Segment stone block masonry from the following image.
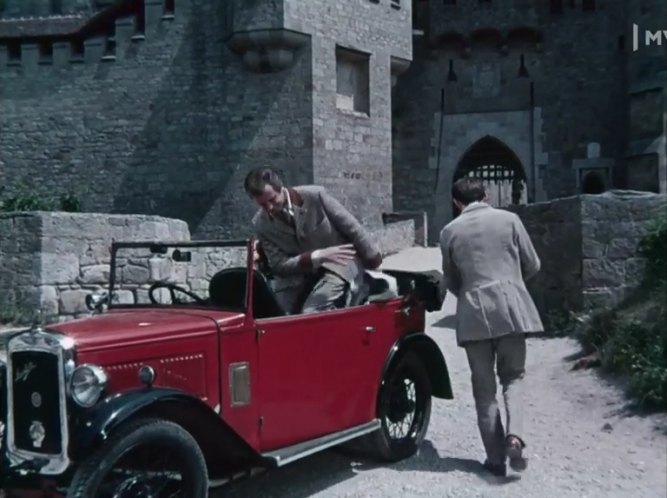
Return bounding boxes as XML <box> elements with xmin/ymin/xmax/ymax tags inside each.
<box><xmin>0</xmin><ymin>0</ymin><xmax>413</xmax><ymax>242</ymax></box>
<box><xmin>0</xmin><ymin>212</ymin><xmax>190</xmax><ymax>323</ymax></box>
<box><xmin>0</xmin><ymin>1</ymin><xmax>315</xmax><ymax>241</ymax></box>
<box><xmin>0</xmin><ymin>211</ymin><xmax>417</xmax><ymax>324</ymax></box>
<box><xmin>508</xmin><ymin>191</ymin><xmax>667</xmax><ymax>316</ymax></box>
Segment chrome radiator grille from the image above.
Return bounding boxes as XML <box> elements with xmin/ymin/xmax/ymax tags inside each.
<box><xmin>6</xmin><ymin>330</ymin><xmax>73</xmax><ymax>475</ymax></box>
<box><xmin>11</xmin><ymin>350</ymin><xmax>62</xmax><ymax>454</ymax></box>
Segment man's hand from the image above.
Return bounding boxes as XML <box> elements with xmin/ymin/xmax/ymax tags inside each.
<box><xmin>312</xmin><ymin>244</ymin><xmax>357</xmax><ymax>266</ymax></box>
<box><xmin>252</xmin><ymin>240</ymin><xmax>261</xmax><ymax>268</ymax></box>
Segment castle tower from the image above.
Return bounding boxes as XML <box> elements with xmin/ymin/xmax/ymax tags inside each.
<box><xmin>623</xmin><ymin>1</ymin><xmax>667</xmax><ymax>193</ymax></box>
<box><xmin>224</xmin><ymin>0</ymin><xmax>413</xmax><ymax>227</ymax></box>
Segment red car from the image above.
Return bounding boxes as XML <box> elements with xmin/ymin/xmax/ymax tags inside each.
<box><xmin>1</xmin><ymin>239</ymin><xmax>453</xmax><ymax>497</ymax></box>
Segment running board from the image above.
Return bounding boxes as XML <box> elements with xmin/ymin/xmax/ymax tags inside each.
<box><xmin>261</xmin><ymin>419</ymin><xmax>381</xmax><ymax>467</ymax></box>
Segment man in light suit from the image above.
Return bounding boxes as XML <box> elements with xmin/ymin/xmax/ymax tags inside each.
<box><xmin>439</xmin><ymin>177</ymin><xmax>544</xmax><ymax>477</ymax></box>
<box><xmin>244</xmin><ymin>167</ymin><xmax>383</xmax><ymax>314</ymax></box>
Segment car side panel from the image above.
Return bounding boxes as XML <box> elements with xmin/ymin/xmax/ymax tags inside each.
<box><xmin>219</xmin><ymin>325</ymin><xmax>261</xmax><ymax>451</ymax></box>
<box><xmin>255</xmin><ymin>299</ymin><xmax>409</xmax><ymax>452</ymax></box>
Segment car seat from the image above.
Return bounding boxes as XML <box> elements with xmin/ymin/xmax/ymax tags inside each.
<box><xmin>208</xmin><ymin>268</ymin><xmax>287</xmax><ymax>319</ymax></box>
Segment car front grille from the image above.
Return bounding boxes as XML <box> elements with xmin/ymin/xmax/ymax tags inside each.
<box><xmin>11</xmin><ymin>351</ymin><xmax>63</xmax><ymax>454</ymax></box>
<box><xmin>6</xmin><ymin>330</ymin><xmax>73</xmax><ymax>475</ymax></box>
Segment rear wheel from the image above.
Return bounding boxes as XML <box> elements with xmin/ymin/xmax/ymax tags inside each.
<box><xmin>67</xmin><ymin>418</ymin><xmax>208</xmax><ymax>498</ymax></box>
<box><xmin>363</xmin><ymin>351</ymin><xmax>432</xmax><ymax>462</ymax></box>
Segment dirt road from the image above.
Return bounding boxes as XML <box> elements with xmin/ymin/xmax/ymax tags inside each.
<box><xmin>215</xmin><ymin>248</ymin><xmax>667</xmax><ymax>498</ymax></box>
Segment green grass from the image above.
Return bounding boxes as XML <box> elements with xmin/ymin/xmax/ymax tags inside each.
<box><xmin>571</xmin><ymin>217</ymin><xmax>667</xmax><ymax>410</ymax></box>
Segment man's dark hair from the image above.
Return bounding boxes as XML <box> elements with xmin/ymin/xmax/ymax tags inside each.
<box><xmin>244</xmin><ymin>168</ymin><xmax>284</xmax><ymax>196</ymax></box>
<box><xmin>451</xmin><ymin>177</ymin><xmax>486</xmax><ymax>205</ymax></box>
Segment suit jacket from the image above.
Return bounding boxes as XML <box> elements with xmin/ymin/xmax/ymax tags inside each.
<box><xmin>439</xmin><ymin>202</ymin><xmax>544</xmax><ymax>346</ymax></box>
<box><xmin>252</xmin><ymin>185</ymin><xmax>383</xmax><ymax>313</ymax></box>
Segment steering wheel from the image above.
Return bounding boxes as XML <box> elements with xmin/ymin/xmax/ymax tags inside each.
<box><xmin>148</xmin><ymin>282</ymin><xmax>206</xmax><ymax>305</ymax></box>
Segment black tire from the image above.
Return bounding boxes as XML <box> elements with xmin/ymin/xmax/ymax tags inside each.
<box><xmin>67</xmin><ymin>418</ymin><xmax>208</xmax><ymax>498</ymax></box>
<box><xmin>364</xmin><ymin>351</ymin><xmax>432</xmax><ymax>462</ymax></box>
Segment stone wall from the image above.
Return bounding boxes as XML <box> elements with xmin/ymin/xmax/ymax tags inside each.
<box><xmin>507</xmin><ymin>196</ymin><xmax>583</xmax><ymax>314</ymax></box>
<box><xmin>579</xmin><ymin>191</ymin><xmax>666</xmax><ymax>308</ymax></box>
<box><xmin>0</xmin><ymin>1</ymin><xmax>314</xmax><ymax>240</ymax></box>
<box><xmin>624</xmin><ymin>0</ymin><xmax>667</xmax><ymax>194</ymax></box>
<box><xmin>0</xmin><ymin>213</ymin><xmax>43</xmax><ymax>324</ymax></box>
<box><xmin>0</xmin><ymin>211</ymin><xmax>418</xmax><ymax>324</ymax></box>
<box><xmin>508</xmin><ymin>191</ymin><xmax>667</xmax><ymax>315</ymax></box>
<box><xmin>371</xmin><ymin>218</ymin><xmax>416</xmax><ymax>259</ymax></box>
<box><xmin>0</xmin><ymin>212</ymin><xmax>191</xmax><ymax>323</ymax></box>
<box><xmin>284</xmin><ymin>0</ymin><xmax>412</xmax><ymax>226</ymax></box>
<box><xmin>0</xmin><ymin>0</ymin><xmax>413</xmax><ymax>241</ymax></box>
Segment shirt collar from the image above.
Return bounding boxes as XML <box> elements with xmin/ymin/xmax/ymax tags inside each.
<box><xmin>461</xmin><ymin>201</ymin><xmax>490</xmax><ymax>213</ymax></box>
<box><xmin>283</xmin><ymin>188</ymin><xmax>294</xmax><ymax>217</ymax></box>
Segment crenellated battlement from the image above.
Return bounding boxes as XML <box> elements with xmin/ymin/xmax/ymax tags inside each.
<box><xmin>0</xmin><ymin>0</ymin><xmax>179</xmax><ymax>71</ymax></box>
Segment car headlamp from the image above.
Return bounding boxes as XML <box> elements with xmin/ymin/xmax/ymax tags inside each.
<box><xmin>70</xmin><ymin>365</ymin><xmax>108</xmax><ymax>408</ymax></box>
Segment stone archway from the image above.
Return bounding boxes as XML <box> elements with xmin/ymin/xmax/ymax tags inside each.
<box><xmin>452</xmin><ymin>136</ymin><xmax>527</xmax><ymax>217</ymax></box>
<box><xmin>429</xmin><ymin>109</ymin><xmax>547</xmax><ymax>244</ymax></box>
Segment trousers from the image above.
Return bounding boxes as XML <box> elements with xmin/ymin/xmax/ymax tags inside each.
<box><xmin>301</xmin><ymin>271</ymin><xmax>348</xmax><ymax>313</ymax></box>
<box><xmin>464</xmin><ymin>333</ymin><xmax>526</xmax><ymax>465</ymax></box>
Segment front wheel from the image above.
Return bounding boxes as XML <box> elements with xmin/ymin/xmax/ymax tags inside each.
<box><xmin>365</xmin><ymin>351</ymin><xmax>432</xmax><ymax>462</ymax></box>
<box><xmin>67</xmin><ymin>418</ymin><xmax>208</xmax><ymax>498</ymax></box>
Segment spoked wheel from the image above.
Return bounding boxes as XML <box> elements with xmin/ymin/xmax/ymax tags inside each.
<box><xmin>67</xmin><ymin>419</ymin><xmax>208</xmax><ymax>498</ymax></box>
<box><xmin>365</xmin><ymin>352</ymin><xmax>432</xmax><ymax>462</ymax></box>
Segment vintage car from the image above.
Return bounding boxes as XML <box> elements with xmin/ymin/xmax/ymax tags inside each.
<box><xmin>0</xmin><ymin>239</ymin><xmax>452</xmax><ymax>497</ymax></box>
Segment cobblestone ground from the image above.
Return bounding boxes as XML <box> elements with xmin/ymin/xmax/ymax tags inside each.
<box><xmin>215</xmin><ymin>248</ymin><xmax>667</xmax><ymax>498</ymax></box>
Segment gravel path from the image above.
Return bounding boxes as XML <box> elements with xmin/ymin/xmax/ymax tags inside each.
<box><xmin>215</xmin><ymin>248</ymin><xmax>667</xmax><ymax>498</ymax></box>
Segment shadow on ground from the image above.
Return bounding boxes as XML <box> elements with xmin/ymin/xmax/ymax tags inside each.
<box><xmin>216</xmin><ymin>440</ymin><xmax>520</xmax><ymax>497</ymax></box>
<box><xmin>431</xmin><ymin>314</ymin><xmax>457</xmax><ymax>329</ymax></box>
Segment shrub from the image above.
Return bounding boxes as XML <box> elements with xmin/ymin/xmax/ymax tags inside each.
<box><xmin>0</xmin><ymin>193</ymin><xmax>51</xmax><ymax>212</ymax></box>
<box><xmin>638</xmin><ymin>217</ymin><xmax>667</xmax><ymax>290</ymax></box>
<box><xmin>0</xmin><ymin>190</ymin><xmax>82</xmax><ymax>213</ymax></box>
<box><xmin>575</xmin><ymin>216</ymin><xmax>667</xmax><ymax>409</ymax></box>
<box><xmin>59</xmin><ymin>193</ymin><xmax>82</xmax><ymax>212</ymax></box>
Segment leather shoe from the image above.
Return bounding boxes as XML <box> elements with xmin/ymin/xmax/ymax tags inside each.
<box><xmin>482</xmin><ymin>460</ymin><xmax>507</xmax><ymax>477</ymax></box>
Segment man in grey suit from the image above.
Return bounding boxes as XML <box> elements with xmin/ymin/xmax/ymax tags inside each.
<box><xmin>244</xmin><ymin>167</ymin><xmax>383</xmax><ymax>314</ymax></box>
<box><xmin>439</xmin><ymin>177</ymin><xmax>544</xmax><ymax>477</ymax></box>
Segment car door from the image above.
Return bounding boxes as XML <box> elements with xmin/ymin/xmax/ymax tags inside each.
<box><xmin>256</xmin><ymin>304</ymin><xmax>388</xmax><ymax>452</ymax></box>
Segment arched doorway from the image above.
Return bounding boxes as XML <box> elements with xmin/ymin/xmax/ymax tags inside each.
<box><xmin>452</xmin><ymin>136</ymin><xmax>527</xmax><ymax>217</ymax></box>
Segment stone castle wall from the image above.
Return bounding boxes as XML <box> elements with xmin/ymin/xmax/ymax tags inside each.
<box><xmin>0</xmin><ymin>0</ymin><xmax>413</xmax><ymax>240</ymax></box>
<box><xmin>508</xmin><ymin>191</ymin><xmax>667</xmax><ymax>315</ymax></box>
<box><xmin>392</xmin><ymin>0</ymin><xmax>667</xmax><ymax>243</ymax></box>
<box><xmin>624</xmin><ymin>0</ymin><xmax>667</xmax><ymax>194</ymax></box>
<box><xmin>0</xmin><ymin>1</ymin><xmax>315</xmax><ymax>240</ymax></box>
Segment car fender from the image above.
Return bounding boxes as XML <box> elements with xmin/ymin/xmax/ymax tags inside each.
<box><xmin>382</xmin><ymin>333</ymin><xmax>453</xmax><ymax>400</ymax></box>
<box><xmin>70</xmin><ymin>388</ymin><xmax>260</xmax><ymax>470</ymax></box>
